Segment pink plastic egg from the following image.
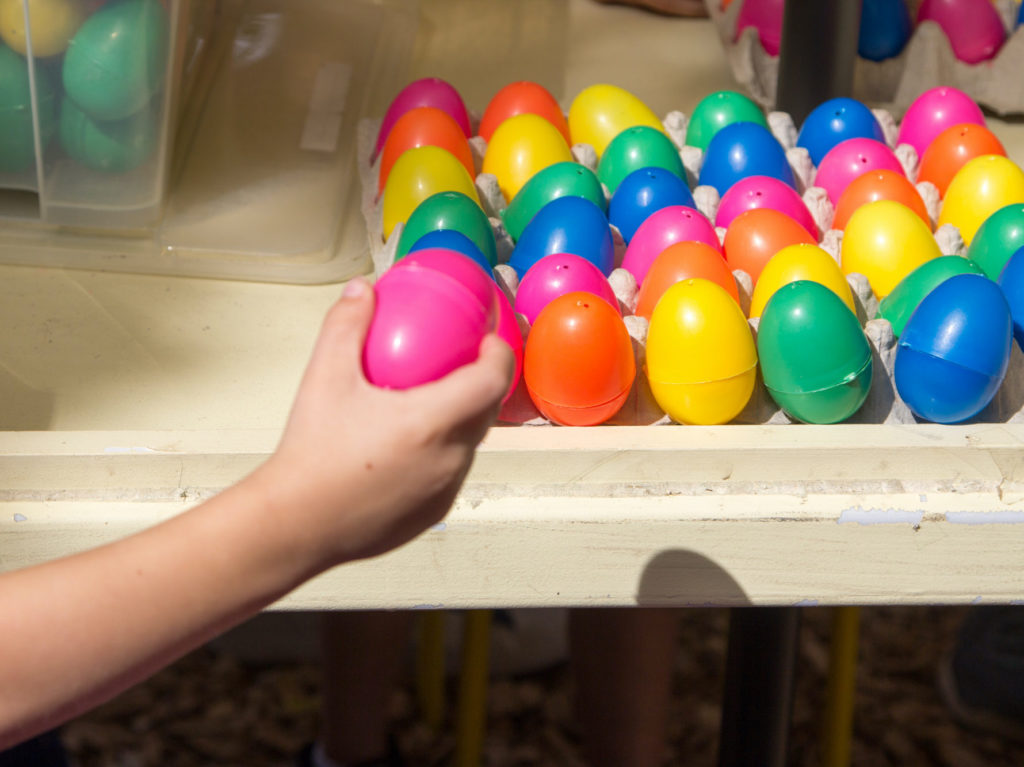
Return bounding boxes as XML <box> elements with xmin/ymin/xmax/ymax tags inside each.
<box><xmin>492</xmin><ymin>283</ymin><xmax>524</xmax><ymax>403</ymax></box>
<box><xmin>734</xmin><ymin>0</ymin><xmax>784</xmax><ymax>56</ymax></box>
<box><xmin>896</xmin><ymin>86</ymin><xmax>986</xmax><ymax>160</ymax></box>
<box><xmin>393</xmin><ymin>247</ymin><xmax>496</xmax><ymax>312</ymax></box>
<box><xmin>917</xmin><ymin>0</ymin><xmax>1006</xmax><ymax>64</ymax></box>
<box><xmin>621</xmin><ymin>205</ymin><xmax>722</xmax><ymax>284</ymax></box>
<box><xmin>715</xmin><ymin>175</ymin><xmax>818</xmax><ymax>238</ymax></box>
<box><xmin>814</xmin><ymin>137</ymin><xmax>905</xmax><ymax>205</ymax></box>
<box><xmin>514</xmin><ymin>253</ymin><xmax>620</xmax><ymax>325</ymax></box>
<box><xmin>374</xmin><ymin>78</ymin><xmax>472</xmax><ymax>161</ymax></box>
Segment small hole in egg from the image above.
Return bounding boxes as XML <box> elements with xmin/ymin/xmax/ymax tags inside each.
<box><xmin>860</xmin><ymin>157</ymin><xmax>868</xmax><ymax>164</ymax></box>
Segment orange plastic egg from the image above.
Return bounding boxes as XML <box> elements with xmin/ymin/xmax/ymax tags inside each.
<box><xmin>378</xmin><ymin>106</ymin><xmax>476</xmax><ymax>196</ymax></box>
<box><xmin>918</xmin><ymin>122</ymin><xmax>1007</xmax><ymax>198</ymax></box>
<box><xmin>479</xmin><ymin>81</ymin><xmax>570</xmax><ymax>145</ymax></box>
<box><xmin>636</xmin><ymin>241</ymin><xmax>739</xmax><ymax>320</ymax></box>
<box><xmin>524</xmin><ymin>291</ymin><xmax>636</xmax><ymax>426</ymax></box>
<box><xmin>833</xmin><ymin>169</ymin><xmax>930</xmax><ymax>230</ymax></box>
<box><xmin>723</xmin><ymin>207</ymin><xmax>817</xmax><ymax>284</ymax></box>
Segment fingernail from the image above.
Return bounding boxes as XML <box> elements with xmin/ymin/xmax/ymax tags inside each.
<box><xmin>343</xmin><ymin>278</ymin><xmax>367</xmax><ymax>298</ymax></box>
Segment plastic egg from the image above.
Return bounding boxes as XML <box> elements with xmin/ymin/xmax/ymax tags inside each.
<box><xmin>939</xmin><ymin>155</ymin><xmax>1024</xmax><ymax>246</ymax></box>
<box><xmin>635</xmin><ymin>241</ymin><xmax>738</xmax><ymax>320</ymax></box>
<box><xmin>500</xmin><ymin>161</ymin><xmax>606</xmax><ymax>243</ymax></box>
<box><xmin>0</xmin><ymin>43</ymin><xmax>56</xmax><ymax>172</ymax></box>
<box><xmin>393</xmin><ymin>247</ymin><xmax>496</xmax><ymax>311</ymax></box>
<box><xmin>524</xmin><ymin>291</ymin><xmax>635</xmax><ymax>426</ymax></box>
<box><xmin>814</xmin><ymin>138</ymin><xmax>905</xmax><ymax>206</ymax></box>
<box><xmin>567</xmin><ymin>83</ymin><xmax>665</xmax><ymax>159</ymax></box>
<box><xmin>895</xmin><ymin>274</ymin><xmax>1012</xmax><ymax>423</ymax></box>
<box><xmin>918</xmin><ymin>123</ymin><xmax>1006</xmax><ymax>198</ymax></box>
<box><xmin>59</xmin><ymin>94</ymin><xmax>157</xmax><ymax>172</ymax></box>
<box><xmin>479</xmin><ymin>80</ymin><xmax>569</xmax><ymax>145</ymax></box>
<box><xmin>646</xmin><ymin>278</ymin><xmax>757</xmax><ymax>425</ymax></box>
<box><xmin>722</xmin><ymin>207</ymin><xmax>817</xmax><ymax>284</ymax></box>
<box><xmin>492</xmin><ymin>282</ymin><xmax>524</xmax><ymax>403</ymax></box>
<box><xmin>841</xmin><ymin>199</ymin><xmax>941</xmax><ymax>298</ymax></box>
<box><xmin>0</xmin><ymin>0</ymin><xmax>84</xmax><ymax>56</ymax></box>
<box><xmin>966</xmin><ymin>203</ymin><xmax>1024</xmax><ymax>279</ymax></box>
<box><xmin>62</xmin><ymin>0</ymin><xmax>168</xmax><ymax>121</ymax></box>
<box><xmin>878</xmin><ymin>255</ymin><xmax>985</xmax><ymax>337</ymax></box>
<box><xmin>597</xmin><ymin>125</ymin><xmax>685</xmax><ymax>196</ymax></box>
<box><xmin>482</xmin><ymin>112</ymin><xmax>573</xmax><ymax>202</ymax></box>
<box><xmin>381</xmin><ymin>146</ymin><xmax>481</xmax><ymax>242</ymax></box>
<box><xmin>509</xmin><ymin>195</ymin><xmax>614</xmax><ymax>276</ymax></box>
<box><xmin>698</xmin><ymin>121</ymin><xmax>795</xmax><ymax>196</ymax></box>
<box><xmin>832</xmin><ymin>169</ymin><xmax>930</xmax><ymax>230</ymax></box>
<box><xmin>374</xmin><ymin>78</ymin><xmax>471</xmax><ymax>160</ymax></box>
<box><xmin>515</xmin><ymin>253</ymin><xmax>619</xmax><ymax>325</ymax></box>
<box><xmin>796</xmin><ymin>97</ymin><xmax>886</xmax><ymax>167</ymax></box>
<box><xmin>621</xmin><ymin>204</ymin><xmax>721</xmax><ymax>284</ymax></box>
<box><xmin>997</xmin><ymin>247</ymin><xmax>1024</xmax><ymax>350</ymax></box>
<box><xmin>363</xmin><ymin>249</ymin><xmax>497</xmax><ymax>390</ymax></box>
<box><xmin>917</xmin><ymin>0</ymin><xmax>1005</xmax><ymax>64</ymax></box>
<box><xmin>734</xmin><ymin>0</ymin><xmax>784</xmax><ymax>55</ymax></box>
<box><xmin>715</xmin><ymin>175</ymin><xmax>817</xmax><ymax>238</ymax></box>
<box><xmin>896</xmin><ymin>86</ymin><xmax>986</xmax><ymax>160</ymax></box>
<box><xmin>749</xmin><ymin>244</ymin><xmax>855</xmax><ymax>319</ymax></box>
<box><xmin>758</xmin><ymin>281</ymin><xmax>873</xmax><ymax>424</ymax></box>
<box><xmin>395</xmin><ymin>190</ymin><xmax>495</xmax><ymax>265</ymax></box>
<box><xmin>685</xmin><ymin>90</ymin><xmax>767</xmax><ymax>153</ymax></box>
<box><xmin>405</xmin><ymin>230</ymin><xmax>494</xmax><ymax>278</ymax></box>
<box><xmin>858</xmin><ymin>0</ymin><xmax>913</xmax><ymax>61</ymax></box>
<box><xmin>1019</xmin><ymin>1</ymin><xmax>1023</xmax><ymax>27</ymax></box>
<box><xmin>377</xmin><ymin>107</ymin><xmax>475</xmax><ymax>196</ymax></box>
<box><xmin>609</xmin><ymin>167</ymin><xmax>695</xmax><ymax>243</ymax></box>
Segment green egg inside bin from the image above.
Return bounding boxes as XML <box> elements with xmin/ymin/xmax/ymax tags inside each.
<box><xmin>59</xmin><ymin>94</ymin><xmax>157</xmax><ymax>172</ymax></box>
<box><xmin>877</xmin><ymin>256</ymin><xmax>985</xmax><ymax>338</ymax></box>
<box><xmin>0</xmin><ymin>44</ymin><xmax>57</xmax><ymax>172</ymax></box>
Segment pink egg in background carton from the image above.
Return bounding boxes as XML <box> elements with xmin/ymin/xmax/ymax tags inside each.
<box><xmin>917</xmin><ymin>0</ymin><xmax>1006</xmax><ymax>65</ymax></box>
<box><xmin>814</xmin><ymin>137</ymin><xmax>905</xmax><ymax>205</ymax></box>
<box><xmin>514</xmin><ymin>253</ymin><xmax>621</xmax><ymax>325</ymax></box>
<box><xmin>621</xmin><ymin>205</ymin><xmax>721</xmax><ymax>284</ymax></box>
<box><xmin>492</xmin><ymin>282</ymin><xmax>524</xmax><ymax>403</ymax></box>
<box><xmin>374</xmin><ymin>77</ymin><xmax>472</xmax><ymax>160</ymax></box>
<box><xmin>734</xmin><ymin>0</ymin><xmax>784</xmax><ymax>55</ymax></box>
<box><xmin>896</xmin><ymin>86</ymin><xmax>987</xmax><ymax>160</ymax></box>
<box><xmin>715</xmin><ymin>175</ymin><xmax>818</xmax><ymax>238</ymax></box>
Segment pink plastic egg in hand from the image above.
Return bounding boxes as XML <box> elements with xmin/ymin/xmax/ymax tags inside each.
<box><xmin>917</xmin><ymin>0</ymin><xmax>1006</xmax><ymax>64</ymax></box>
<box><xmin>896</xmin><ymin>86</ymin><xmax>986</xmax><ymax>160</ymax></box>
<box><xmin>735</xmin><ymin>0</ymin><xmax>784</xmax><ymax>55</ymax></box>
<box><xmin>814</xmin><ymin>138</ymin><xmax>905</xmax><ymax>205</ymax></box>
<box><xmin>393</xmin><ymin>247</ymin><xmax>496</xmax><ymax>312</ymax></box>
<box><xmin>715</xmin><ymin>175</ymin><xmax>818</xmax><ymax>238</ymax></box>
<box><xmin>621</xmin><ymin>205</ymin><xmax>721</xmax><ymax>284</ymax></box>
<box><xmin>515</xmin><ymin>253</ymin><xmax>620</xmax><ymax>325</ymax></box>
<box><xmin>374</xmin><ymin>78</ymin><xmax>472</xmax><ymax>161</ymax></box>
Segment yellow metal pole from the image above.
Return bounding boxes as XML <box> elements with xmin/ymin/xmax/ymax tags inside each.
<box><xmin>453</xmin><ymin>609</ymin><xmax>492</xmax><ymax>767</ymax></box>
<box><xmin>822</xmin><ymin>606</ymin><xmax>860</xmax><ymax>767</ymax></box>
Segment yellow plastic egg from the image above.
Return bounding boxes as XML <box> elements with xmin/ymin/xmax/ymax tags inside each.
<box><xmin>0</xmin><ymin>0</ymin><xmax>84</xmax><ymax>56</ymax></box>
<box><xmin>841</xmin><ymin>199</ymin><xmax>941</xmax><ymax>299</ymax></box>
<box><xmin>568</xmin><ymin>83</ymin><xmax>666</xmax><ymax>159</ymax></box>
<box><xmin>749</xmin><ymin>243</ymin><xmax>855</xmax><ymax>319</ymax></box>
<box><xmin>938</xmin><ymin>154</ymin><xmax>1024</xmax><ymax>246</ymax></box>
<box><xmin>381</xmin><ymin>145</ymin><xmax>481</xmax><ymax>241</ymax></box>
<box><xmin>645</xmin><ymin>278</ymin><xmax>758</xmax><ymax>425</ymax></box>
<box><xmin>482</xmin><ymin>113</ymin><xmax>573</xmax><ymax>202</ymax></box>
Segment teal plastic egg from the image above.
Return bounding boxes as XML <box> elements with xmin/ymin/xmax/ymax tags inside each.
<box><xmin>685</xmin><ymin>90</ymin><xmax>767</xmax><ymax>153</ymax></box>
<box><xmin>500</xmin><ymin>161</ymin><xmax>606</xmax><ymax>243</ymax></box>
<box><xmin>395</xmin><ymin>191</ymin><xmax>497</xmax><ymax>266</ymax></box>
<box><xmin>0</xmin><ymin>43</ymin><xmax>57</xmax><ymax>172</ymax></box>
<box><xmin>757</xmin><ymin>280</ymin><xmax>873</xmax><ymax>423</ymax></box>
<box><xmin>877</xmin><ymin>256</ymin><xmax>985</xmax><ymax>337</ymax></box>
<box><xmin>62</xmin><ymin>0</ymin><xmax>168</xmax><ymax>120</ymax></box>
<box><xmin>966</xmin><ymin>203</ymin><xmax>1024</xmax><ymax>280</ymax></box>
<box><xmin>597</xmin><ymin>125</ymin><xmax>685</xmax><ymax>195</ymax></box>
<box><xmin>59</xmin><ymin>94</ymin><xmax>157</xmax><ymax>171</ymax></box>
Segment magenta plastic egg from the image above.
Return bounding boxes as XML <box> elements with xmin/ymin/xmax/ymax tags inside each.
<box><xmin>374</xmin><ymin>78</ymin><xmax>471</xmax><ymax>160</ymax></box>
<box><xmin>734</xmin><ymin>0</ymin><xmax>784</xmax><ymax>55</ymax></box>
<box><xmin>491</xmin><ymin>282</ymin><xmax>524</xmax><ymax>403</ymax></box>
<box><xmin>514</xmin><ymin>253</ymin><xmax>620</xmax><ymax>325</ymax></box>
<box><xmin>814</xmin><ymin>138</ymin><xmax>905</xmax><ymax>205</ymax></box>
<box><xmin>621</xmin><ymin>205</ymin><xmax>721</xmax><ymax>284</ymax></box>
<box><xmin>917</xmin><ymin>0</ymin><xmax>1006</xmax><ymax>64</ymax></box>
<box><xmin>392</xmin><ymin>247</ymin><xmax>496</xmax><ymax>312</ymax></box>
<box><xmin>715</xmin><ymin>175</ymin><xmax>818</xmax><ymax>238</ymax></box>
<box><xmin>896</xmin><ymin>86</ymin><xmax>986</xmax><ymax>160</ymax></box>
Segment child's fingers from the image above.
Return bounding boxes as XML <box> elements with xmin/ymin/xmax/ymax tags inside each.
<box><xmin>416</xmin><ymin>335</ymin><xmax>515</xmax><ymax>427</ymax></box>
<box><xmin>312</xmin><ymin>278</ymin><xmax>376</xmax><ymax>382</ymax></box>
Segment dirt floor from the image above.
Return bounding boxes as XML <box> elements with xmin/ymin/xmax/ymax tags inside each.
<box><xmin>60</xmin><ymin>605</ymin><xmax>1024</xmax><ymax>767</ymax></box>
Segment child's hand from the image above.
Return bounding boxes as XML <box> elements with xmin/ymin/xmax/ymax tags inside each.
<box><xmin>255</xmin><ymin>277</ymin><xmax>514</xmax><ymax>570</ymax></box>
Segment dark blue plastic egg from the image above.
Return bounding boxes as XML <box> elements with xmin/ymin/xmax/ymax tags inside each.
<box><xmin>997</xmin><ymin>246</ymin><xmax>1024</xmax><ymax>350</ymax></box>
<box><xmin>608</xmin><ymin>166</ymin><xmax>695</xmax><ymax>243</ymax></box>
<box><xmin>406</xmin><ymin>229</ymin><xmax>494</xmax><ymax>278</ymax></box>
<box><xmin>698</xmin><ymin>121</ymin><xmax>795</xmax><ymax>196</ymax></box>
<box><xmin>858</xmin><ymin>0</ymin><xmax>912</xmax><ymax>62</ymax></box>
<box><xmin>796</xmin><ymin>97</ymin><xmax>887</xmax><ymax>167</ymax></box>
<box><xmin>509</xmin><ymin>195</ymin><xmax>615</xmax><ymax>276</ymax></box>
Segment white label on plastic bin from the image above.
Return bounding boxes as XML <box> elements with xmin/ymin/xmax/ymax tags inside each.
<box><xmin>301</xmin><ymin>62</ymin><xmax>352</xmax><ymax>153</ymax></box>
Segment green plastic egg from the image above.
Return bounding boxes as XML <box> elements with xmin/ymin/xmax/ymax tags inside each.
<box><xmin>597</xmin><ymin>125</ymin><xmax>685</xmax><ymax>195</ymax></box>
<box><xmin>62</xmin><ymin>0</ymin><xmax>168</xmax><ymax>120</ymax></box>
<box><xmin>59</xmin><ymin>94</ymin><xmax>157</xmax><ymax>172</ymax></box>
<box><xmin>500</xmin><ymin>161</ymin><xmax>605</xmax><ymax>242</ymax></box>
<box><xmin>395</xmin><ymin>191</ymin><xmax>497</xmax><ymax>265</ymax></box>
<box><xmin>877</xmin><ymin>256</ymin><xmax>986</xmax><ymax>337</ymax></box>
<box><xmin>0</xmin><ymin>43</ymin><xmax>56</xmax><ymax>172</ymax></box>
<box><xmin>685</xmin><ymin>90</ymin><xmax>768</xmax><ymax>152</ymax></box>
<box><xmin>966</xmin><ymin>203</ymin><xmax>1024</xmax><ymax>280</ymax></box>
<box><xmin>757</xmin><ymin>280</ymin><xmax>873</xmax><ymax>424</ymax></box>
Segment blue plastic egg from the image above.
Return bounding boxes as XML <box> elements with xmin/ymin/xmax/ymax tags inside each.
<box><xmin>608</xmin><ymin>166</ymin><xmax>695</xmax><ymax>243</ymax></box>
<box><xmin>858</xmin><ymin>0</ymin><xmax>912</xmax><ymax>61</ymax></box>
<box><xmin>698</xmin><ymin>121</ymin><xmax>795</xmax><ymax>196</ymax></box>
<box><xmin>997</xmin><ymin>247</ymin><xmax>1024</xmax><ymax>350</ymax></box>
<box><xmin>895</xmin><ymin>274</ymin><xmax>1012</xmax><ymax>423</ymax></box>
<box><xmin>509</xmin><ymin>195</ymin><xmax>615</xmax><ymax>276</ymax></box>
<box><xmin>406</xmin><ymin>229</ymin><xmax>494</xmax><ymax>278</ymax></box>
<box><xmin>796</xmin><ymin>97</ymin><xmax>887</xmax><ymax>167</ymax></box>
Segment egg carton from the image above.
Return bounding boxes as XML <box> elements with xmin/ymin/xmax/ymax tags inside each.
<box><xmin>706</xmin><ymin>0</ymin><xmax>1024</xmax><ymax>118</ymax></box>
<box><xmin>356</xmin><ymin>107</ymin><xmax>1024</xmax><ymax>428</ymax></box>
